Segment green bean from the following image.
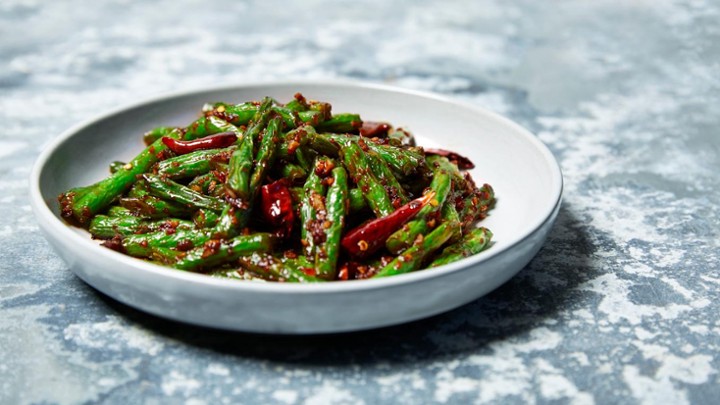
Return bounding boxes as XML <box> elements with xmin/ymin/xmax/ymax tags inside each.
<box><xmin>89</xmin><ymin>215</ymin><xmax>193</xmax><ymax>239</ymax></box>
<box><xmin>321</xmin><ymin>134</ymin><xmax>424</xmax><ymax>176</ymax></box>
<box><xmin>300</xmin><ymin>165</ymin><xmax>326</xmax><ymax>256</ymax></box>
<box><xmin>249</xmin><ymin>116</ymin><xmax>281</xmax><ymax>198</ymax></box>
<box><xmin>366</xmin><ymin>150</ymin><xmax>408</xmax><ymax>206</ymax></box>
<box><xmin>373</xmin><ymin>221</ymin><xmax>458</xmax><ymax>278</ymax></box>
<box><xmin>143</xmin><ymin>174</ymin><xmax>225</xmax><ymax>212</ymax></box>
<box><xmin>340</xmin><ymin>141</ymin><xmax>395</xmax><ymax>217</ymax></box>
<box><xmin>122</xmin><ymin>229</ymin><xmax>213</xmax><ymax>258</ymax></box>
<box><xmin>277</xmin><ymin>125</ymin><xmax>313</xmax><ymax>159</ymax></box>
<box><xmin>173</xmin><ymin>233</ymin><xmax>273</xmax><ymax>271</ymax></box>
<box><xmin>385</xmin><ymin>158</ymin><xmax>452</xmax><ymax>254</ymax></box>
<box><xmin>155</xmin><ymin>147</ymin><xmax>232</xmax><ymax>179</ymax></box>
<box><xmin>204</xmin><ymin>102</ymin><xmax>257</xmax><ymax>126</ymax></box>
<box><xmin>238</xmin><ymin>253</ymin><xmax>323</xmax><ymax>282</ymax></box>
<box><xmin>106</xmin><ymin>205</ymin><xmax>134</xmax><ymax>217</ymax></box>
<box><xmin>295</xmin><ymin>146</ymin><xmax>317</xmax><ymax>173</ymax></box>
<box><xmin>143</xmin><ymin>126</ymin><xmax>177</xmax><ymax>145</ymax></box>
<box><xmin>109</xmin><ymin>161</ymin><xmax>126</xmax><ymax>174</ymax></box>
<box><xmin>316</xmin><ymin>113</ymin><xmax>361</xmax><ymax>133</ymax></box>
<box><xmin>441</xmin><ymin>197</ymin><xmax>463</xmax><ymax>244</ymax></box>
<box><xmin>192</xmin><ymin>209</ymin><xmax>220</xmax><ymax>229</ymax></box>
<box><xmin>120</xmin><ymin>181</ymin><xmax>193</xmax><ymax>218</ymax></box>
<box><xmin>227</xmin><ymin>98</ymin><xmax>272</xmax><ymax>201</ymax></box>
<box><xmin>458</xmin><ymin>184</ymin><xmax>495</xmax><ymax>231</ymax></box>
<box><xmin>348</xmin><ymin>188</ymin><xmax>367</xmax><ymax>213</ymax></box>
<box><xmin>314</xmin><ymin>165</ymin><xmax>348</xmax><ymax>279</ymax></box>
<box><xmin>429</xmin><ymin>227</ymin><xmax>493</xmax><ymax>267</ymax></box>
<box><xmin>185</xmin><ymin>116</ymin><xmax>241</xmax><ymax>139</ymax></box>
<box><xmin>279</xmin><ymin>163</ymin><xmax>307</xmax><ymax>183</ymax></box>
<box><xmin>187</xmin><ymin>171</ymin><xmax>226</xmax><ymax>197</ymax></box>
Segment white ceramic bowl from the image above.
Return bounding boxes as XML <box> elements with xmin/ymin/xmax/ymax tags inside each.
<box><xmin>30</xmin><ymin>81</ymin><xmax>562</xmax><ymax>334</ymax></box>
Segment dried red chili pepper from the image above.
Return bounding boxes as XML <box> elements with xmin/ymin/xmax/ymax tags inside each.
<box><xmin>359</xmin><ymin>121</ymin><xmax>391</xmax><ymax>138</ymax></box>
<box><xmin>161</xmin><ymin>132</ymin><xmax>237</xmax><ymax>155</ymax></box>
<box><xmin>261</xmin><ymin>179</ymin><xmax>295</xmax><ymax>237</ymax></box>
<box><xmin>424</xmin><ymin>148</ymin><xmax>475</xmax><ymax>170</ymax></box>
<box><xmin>341</xmin><ymin>191</ymin><xmax>436</xmax><ymax>259</ymax></box>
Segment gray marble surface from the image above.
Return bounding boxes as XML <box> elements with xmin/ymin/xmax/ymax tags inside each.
<box><xmin>2</xmin><ymin>0</ymin><xmax>719</xmax><ymax>403</ymax></box>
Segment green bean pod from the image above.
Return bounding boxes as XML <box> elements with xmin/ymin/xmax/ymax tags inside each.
<box><xmin>458</xmin><ymin>184</ymin><xmax>495</xmax><ymax>231</ymax></box>
<box><xmin>204</xmin><ymin>102</ymin><xmax>258</xmax><ymax>126</ymax></box>
<box><xmin>155</xmin><ymin>147</ymin><xmax>232</xmax><ymax>179</ymax></box>
<box><xmin>340</xmin><ymin>142</ymin><xmax>395</xmax><ymax>218</ymax></box>
<box><xmin>187</xmin><ymin>171</ymin><xmax>226</xmax><ymax>197</ymax></box>
<box><xmin>173</xmin><ymin>233</ymin><xmax>273</xmax><ymax>271</ymax></box>
<box><xmin>429</xmin><ymin>227</ymin><xmax>493</xmax><ymax>267</ymax></box>
<box><xmin>366</xmin><ymin>150</ymin><xmax>408</xmax><ymax>206</ymax></box>
<box><xmin>143</xmin><ymin>126</ymin><xmax>178</xmax><ymax>145</ymax></box>
<box><xmin>316</xmin><ymin>113</ymin><xmax>361</xmax><ymax>133</ymax></box>
<box><xmin>89</xmin><ymin>215</ymin><xmax>193</xmax><ymax>239</ymax></box>
<box><xmin>300</xmin><ymin>165</ymin><xmax>327</xmax><ymax>257</ymax></box>
<box><xmin>385</xmin><ymin>157</ymin><xmax>453</xmax><ymax>254</ymax></box>
<box><xmin>249</xmin><ymin>116</ymin><xmax>282</xmax><ymax>199</ymax></box>
<box><xmin>348</xmin><ymin>188</ymin><xmax>367</xmax><ymax>213</ymax></box>
<box><xmin>238</xmin><ymin>253</ymin><xmax>323</xmax><ymax>283</ymax></box>
<box><xmin>314</xmin><ymin>165</ymin><xmax>348</xmax><ymax>279</ymax></box>
<box><xmin>226</xmin><ymin>98</ymin><xmax>273</xmax><ymax>201</ymax></box>
<box><xmin>143</xmin><ymin>174</ymin><xmax>226</xmax><ymax>212</ymax></box>
<box><xmin>120</xmin><ymin>181</ymin><xmax>193</xmax><ymax>218</ymax></box>
<box><xmin>109</xmin><ymin>161</ymin><xmax>126</xmax><ymax>174</ymax></box>
<box><xmin>122</xmin><ymin>229</ymin><xmax>213</xmax><ymax>258</ymax></box>
<box><xmin>373</xmin><ymin>221</ymin><xmax>458</xmax><ymax>278</ymax></box>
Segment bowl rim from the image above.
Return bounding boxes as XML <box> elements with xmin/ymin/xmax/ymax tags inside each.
<box><xmin>29</xmin><ymin>79</ymin><xmax>563</xmax><ymax>294</ymax></box>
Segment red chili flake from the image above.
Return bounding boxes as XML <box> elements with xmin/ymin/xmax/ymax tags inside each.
<box><xmin>202</xmin><ymin>240</ymin><xmax>222</xmax><ymax>258</ymax></box>
<box><xmin>314</xmin><ymin>159</ymin><xmax>335</xmax><ymax>177</ymax></box>
<box><xmin>337</xmin><ymin>263</ymin><xmax>351</xmax><ymax>280</ymax></box>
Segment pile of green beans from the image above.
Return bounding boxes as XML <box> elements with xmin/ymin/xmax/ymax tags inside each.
<box><xmin>59</xmin><ymin>94</ymin><xmax>495</xmax><ymax>282</ymax></box>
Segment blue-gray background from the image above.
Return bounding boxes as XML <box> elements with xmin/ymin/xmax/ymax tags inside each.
<box><xmin>1</xmin><ymin>1</ymin><xmax>718</xmax><ymax>403</ymax></box>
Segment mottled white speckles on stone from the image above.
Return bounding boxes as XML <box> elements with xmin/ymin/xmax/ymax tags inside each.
<box><xmin>272</xmin><ymin>389</ymin><xmax>299</xmax><ymax>404</ymax></box>
<box><xmin>433</xmin><ymin>371</ymin><xmax>481</xmax><ymax>403</ymax></box>
<box><xmin>161</xmin><ymin>370</ymin><xmax>202</xmax><ymax>396</ymax></box>
<box><xmin>303</xmin><ymin>382</ymin><xmax>365</xmax><ymax>405</ymax></box>
<box><xmin>0</xmin><ymin>141</ymin><xmax>27</xmax><ymax>158</ymax></box>
<box><xmin>688</xmin><ymin>325</ymin><xmax>709</xmax><ymax>335</ymax></box>
<box><xmin>624</xmin><ymin>365</ymin><xmax>689</xmax><ymax>405</ymax></box>
<box><xmin>64</xmin><ymin>315</ymin><xmax>165</xmax><ymax>355</ymax></box>
<box><xmin>582</xmin><ymin>273</ymin><xmax>706</xmax><ymax>325</ymax></box>
<box><xmin>206</xmin><ymin>363</ymin><xmax>230</xmax><ymax>377</ymax></box>
<box><xmin>0</xmin><ymin>306</ymin><xmax>139</xmax><ymax>404</ymax></box>
<box><xmin>0</xmin><ymin>282</ymin><xmax>45</xmax><ymax>300</ymax></box>
<box><xmin>534</xmin><ymin>359</ymin><xmax>595</xmax><ymax>404</ymax></box>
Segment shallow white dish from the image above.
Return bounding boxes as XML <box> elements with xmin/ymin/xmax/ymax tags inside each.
<box><xmin>30</xmin><ymin>80</ymin><xmax>562</xmax><ymax>334</ymax></box>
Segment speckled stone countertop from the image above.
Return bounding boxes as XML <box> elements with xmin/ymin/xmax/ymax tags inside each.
<box><xmin>2</xmin><ymin>1</ymin><xmax>719</xmax><ymax>404</ymax></box>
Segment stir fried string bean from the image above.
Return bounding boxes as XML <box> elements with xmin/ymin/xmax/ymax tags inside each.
<box><xmin>58</xmin><ymin>94</ymin><xmax>495</xmax><ymax>281</ymax></box>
